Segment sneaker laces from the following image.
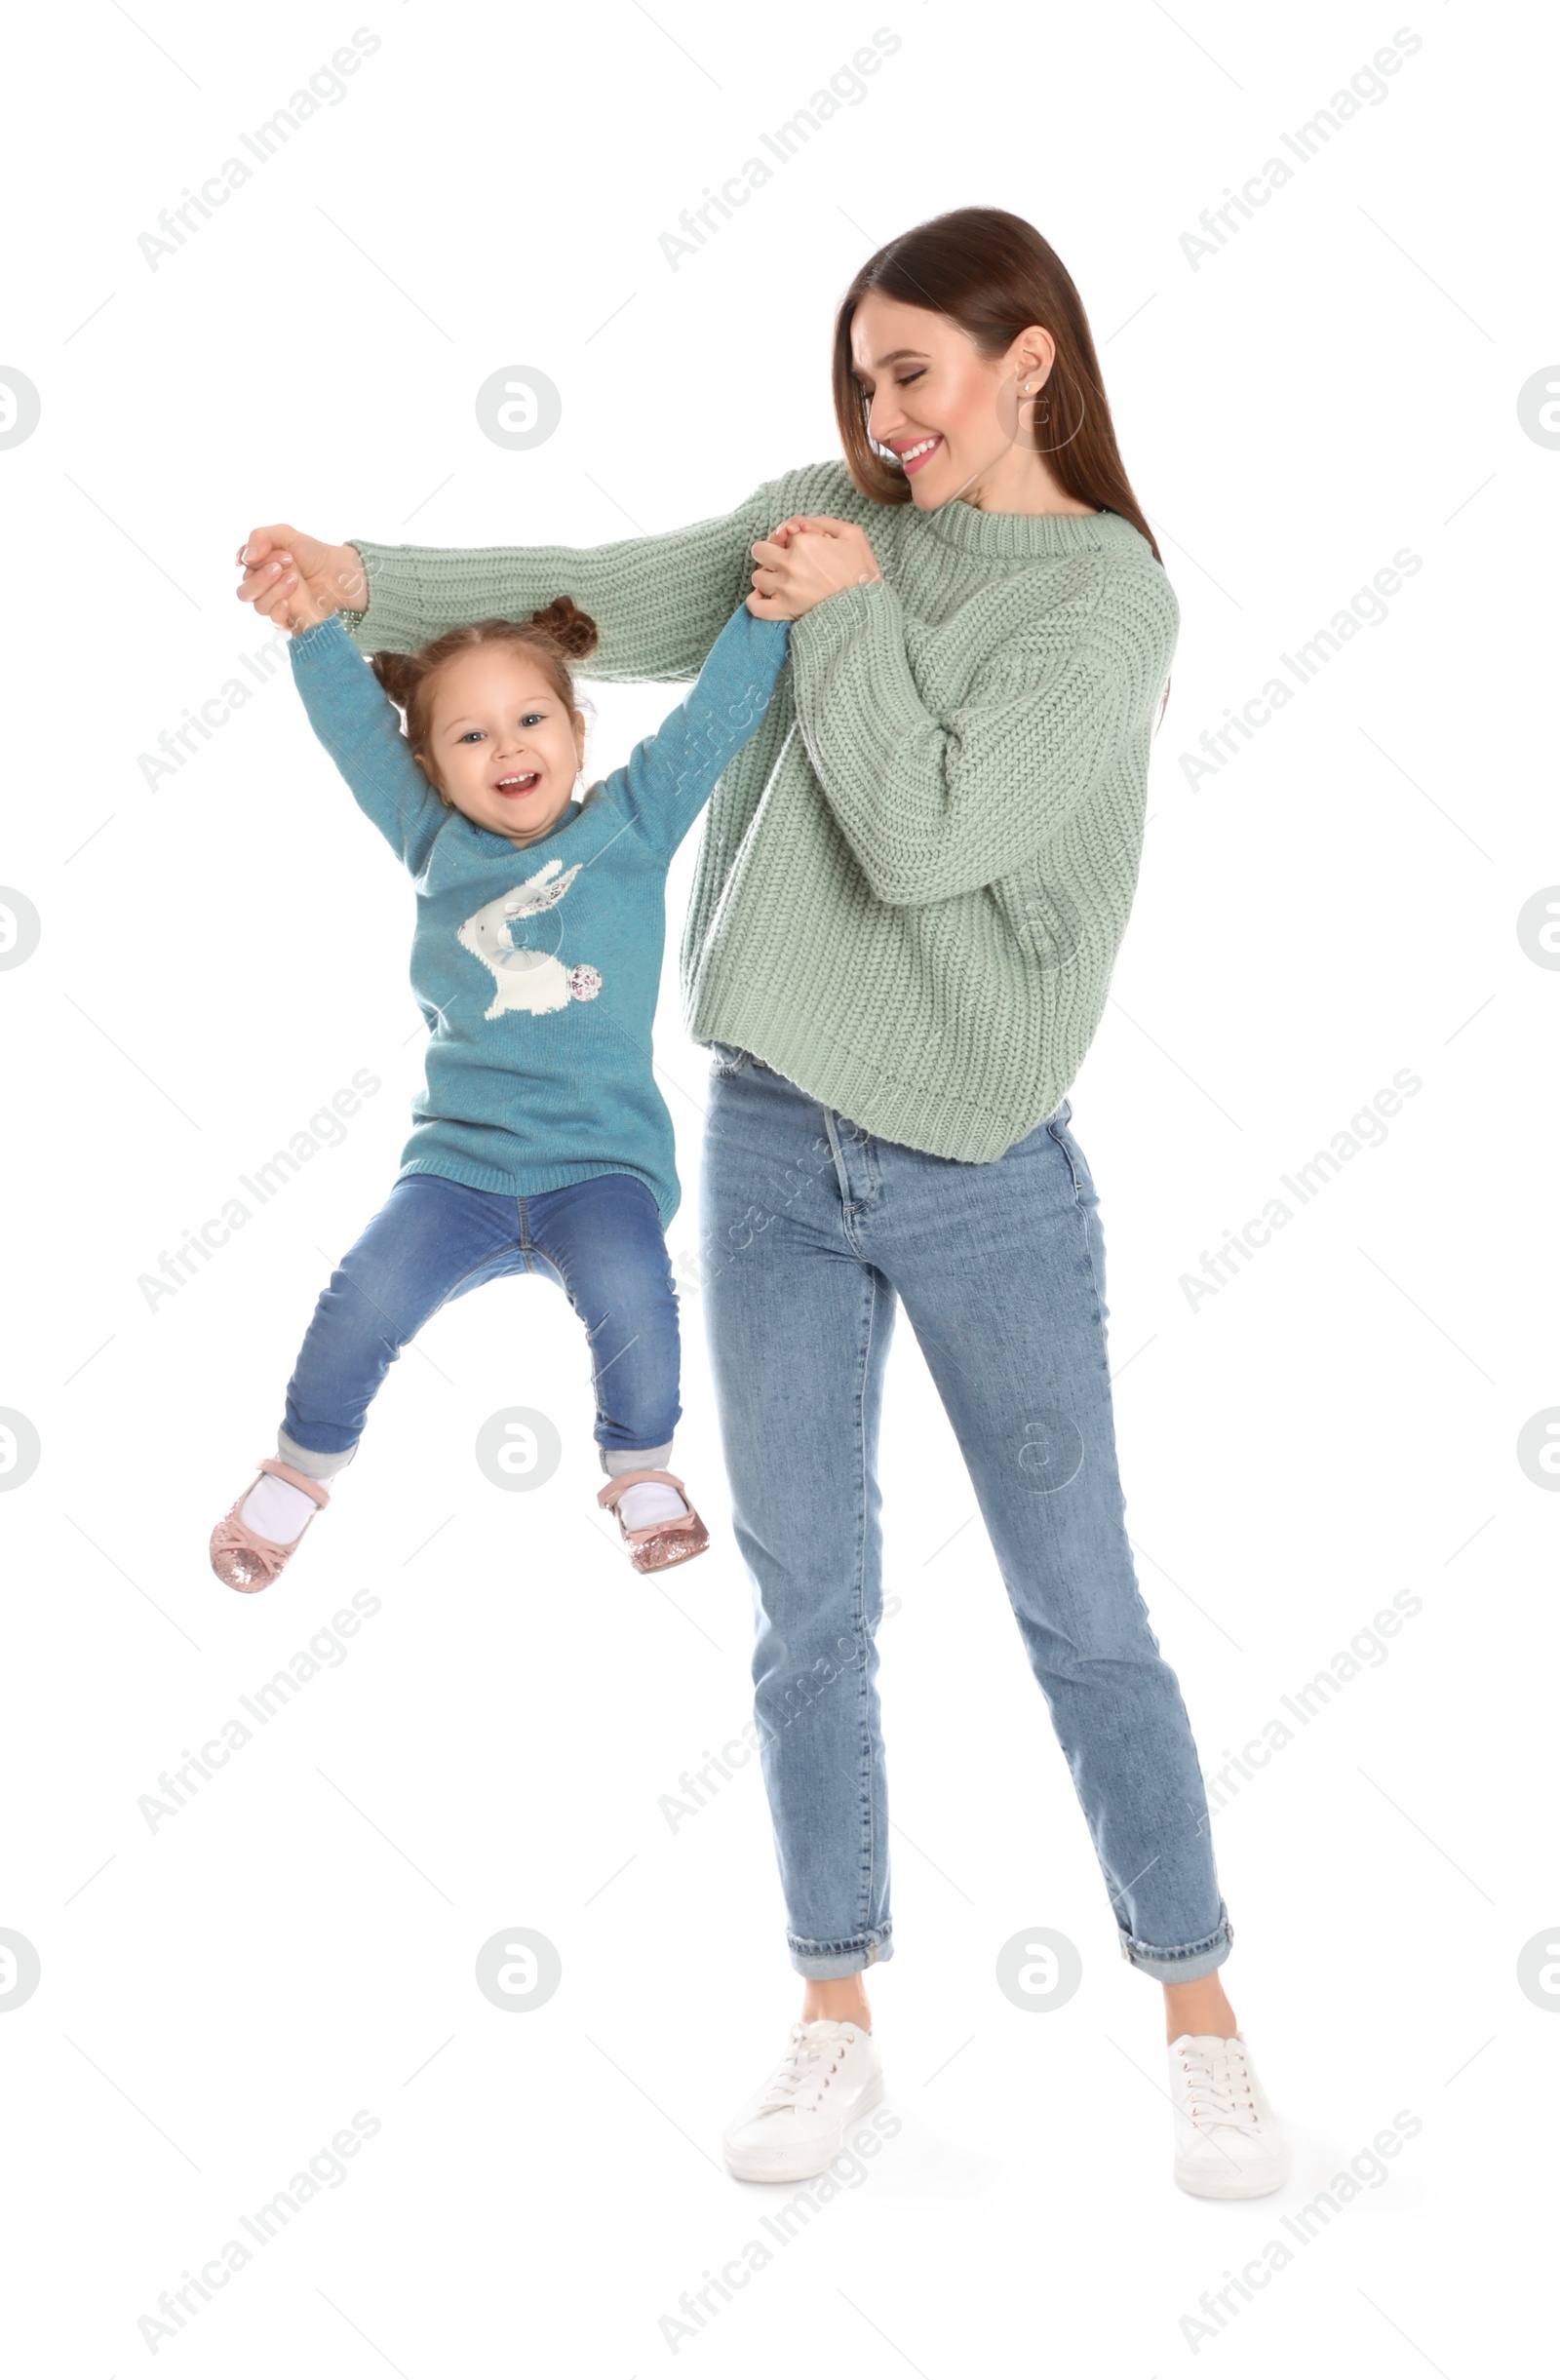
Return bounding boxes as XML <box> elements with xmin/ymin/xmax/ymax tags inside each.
<box><xmin>754</xmin><ymin>2023</ymin><xmax>854</xmax><ymax>2118</ymax></box>
<box><xmin>1176</xmin><ymin>2038</ymin><xmax>1260</xmax><ymax>2135</ymax></box>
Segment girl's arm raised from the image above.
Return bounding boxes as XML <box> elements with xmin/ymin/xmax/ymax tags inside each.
<box><xmin>605</xmin><ymin>605</ymin><xmax>791</xmax><ymax>866</ymax></box>
<box><xmin>288</xmin><ymin>614</ymin><xmax>445</xmax><ymax>875</ymax></box>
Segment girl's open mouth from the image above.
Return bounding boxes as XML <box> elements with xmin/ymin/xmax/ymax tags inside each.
<box><xmin>494</xmin><ymin>772</ymin><xmax>541</xmax><ymax>799</ymax></box>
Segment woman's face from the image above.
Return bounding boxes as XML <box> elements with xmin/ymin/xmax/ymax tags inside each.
<box><xmin>849</xmin><ymin>292</ymin><xmax>1049</xmax><ymax>509</ymax></box>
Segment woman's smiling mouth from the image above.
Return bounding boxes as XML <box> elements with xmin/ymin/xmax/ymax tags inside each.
<box><xmin>892</xmin><ymin>433</ymin><xmax>943</xmax><ymax>475</ymax></box>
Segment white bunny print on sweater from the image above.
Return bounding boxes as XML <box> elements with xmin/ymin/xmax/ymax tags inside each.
<box><xmin>457</xmin><ymin>857</ymin><xmax>603</xmax><ymax>1019</ymax></box>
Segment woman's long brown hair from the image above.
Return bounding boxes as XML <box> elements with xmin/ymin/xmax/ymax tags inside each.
<box><xmin>832</xmin><ymin>206</ymin><xmax>1164</xmax><ymax>567</ymax></box>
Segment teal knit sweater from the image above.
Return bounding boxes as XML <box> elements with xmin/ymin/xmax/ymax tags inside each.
<box><xmin>346</xmin><ymin>460</ymin><xmax>1179</xmax><ymax>1161</ymax></box>
<box><xmin>290</xmin><ymin>604</ymin><xmax>788</xmax><ymax>1226</ymax></box>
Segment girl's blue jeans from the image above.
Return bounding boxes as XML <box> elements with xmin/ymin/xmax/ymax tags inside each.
<box><xmin>277</xmin><ymin>1170</ymin><xmax>682</xmax><ymax>1482</ymax></box>
<box><xmin>698</xmin><ymin>1045</ymin><xmax>1232</xmax><ymax>1986</ymax></box>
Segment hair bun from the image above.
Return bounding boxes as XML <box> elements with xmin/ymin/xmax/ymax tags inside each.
<box><xmin>368</xmin><ymin>649</ymin><xmax>419</xmax><ymax>709</ymax></box>
<box><xmin>526</xmin><ymin>594</ymin><xmax>600</xmax><ymax>663</ymax></box>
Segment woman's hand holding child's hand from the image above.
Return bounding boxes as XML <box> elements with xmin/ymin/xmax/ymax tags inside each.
<box><xmin>746</xmin><ymin>516</ymin><xmax>882</xmax><ymax>621</ymax></box>
<box><xmin>234</xmin><ymin>527</ymin><xmax>369</xmax><ymax>636</ymax></box>
<box><xmin>236</xmin><ymin>514</ymin><xmax>877</xmax><ymax>635</ymax></box>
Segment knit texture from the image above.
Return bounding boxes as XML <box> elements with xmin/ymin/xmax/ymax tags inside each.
<box><xmin>347</xmin><ymin>460</ymin><xmax>1179</xmax><ymax>1160</ymax></box>
<box><xmin>290</xmin><ymin>603</ymin><xmax>789</xmax><ymax>1224</ymax></box>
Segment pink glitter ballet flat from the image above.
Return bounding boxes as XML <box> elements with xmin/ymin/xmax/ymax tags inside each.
<box><xmin>597</xmin><ymin>1468</ymin><xmax>710</xmax><ymax>1574</ymax></box>
<box><xmin>210</xmin><ymin>1458</ymin><xmax>332</xmax><ymax>1593</ymax></box>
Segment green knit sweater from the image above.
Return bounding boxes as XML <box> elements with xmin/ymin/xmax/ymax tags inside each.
<box><xmin>345</xmin><ymin>460</ymin><xmax>1179</xmax><ymax>1161</ymax></box>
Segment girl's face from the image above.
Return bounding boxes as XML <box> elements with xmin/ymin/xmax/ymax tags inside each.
<box><xmin>849</xmin><ymin>292</ymin><xmax>1050</xmax><ymax>511</ymax></box>
<box><xmin>422</xmin><ymin>645</ymin><xmax>586</xmax><ymax>846</ymax></box>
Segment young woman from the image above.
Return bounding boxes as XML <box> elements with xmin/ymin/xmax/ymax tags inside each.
<box><xmin>236</xmin><ymin>206</ymin><xmax>1288</xmax><ymax>2202</ymax></box>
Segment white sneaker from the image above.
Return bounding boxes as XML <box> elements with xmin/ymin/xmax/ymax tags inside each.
<box><xmin>1168</xmin><ymin>2031</ymin><xmax>1291</xmax><ymax>2199</ymax></box>
<box><xmin>722</xmin><ymin>2019</ymin><xmax>884</xmax><ymax>2182</ymax></box>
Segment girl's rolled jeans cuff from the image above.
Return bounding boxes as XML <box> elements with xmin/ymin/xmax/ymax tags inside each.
<box><xmin>276</xmin><ymin>1428</ymin><xmax>358</xmax><ymax>1484</ymax></box>
<box><xmin>1116</xmin><ymin>1904</ymin><xmax>1233</xmax><ymax>1984</ymax></box>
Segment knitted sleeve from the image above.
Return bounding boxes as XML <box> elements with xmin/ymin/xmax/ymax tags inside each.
<box><xmin>288</xmin><ymin>612</ymin><xmax>445</xmax><ymax>876</ymax></box>
<box><xmin>343</xmin><ymin>479</ymin><xmax>783</xmax><ymax>680</ymax></box>
<box><xmin>606</xmin><ymin>606</ymin><xmax>791</xmax><ymax>865</ymax></box>
<box><xmin>786</xmin><ymin>558</ymin><xmax>1180</xmax><ymax>906</ymax></box>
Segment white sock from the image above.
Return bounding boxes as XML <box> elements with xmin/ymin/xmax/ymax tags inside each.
<box><xmin>242</xmin><ymin>1470</ymin><xmax>327</xmax><ymax>1544</ymax></box>
<box><xmin>615</xmin><ymin>1477</ymin><xmax>689</xmax><ymax>1531</ymax></box>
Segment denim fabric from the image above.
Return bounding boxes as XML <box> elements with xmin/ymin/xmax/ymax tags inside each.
<box><xmin>278</xmin><ymin>1170</ymin><xmax>681</xmax><ymax>1479</ymax></box>
<box><xmin>698</xmin><ymin>1044</ymin><xmax>1231</xmax><ymax>1984</ymax></box>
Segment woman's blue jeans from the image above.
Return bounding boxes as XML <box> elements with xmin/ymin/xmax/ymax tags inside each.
<box><xmin>698</xmin><ymin>1046</ymin><xmax>1231</xmax><ymax>1985</ymax></box>
<box><xmin>277</xmin><ymin>1171</ymin><xmax>682</xmax><ymax>1481</ymax></box>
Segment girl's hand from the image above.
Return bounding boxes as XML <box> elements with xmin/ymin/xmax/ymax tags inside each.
<box><xmin>235</xmin><ymin>527</ymin><xmax>368</xmax><ymax>627</ymax></box>
<box><xmin>747</xmin><ymin>515</ymin><xmax>882</xmax><ymax>620</ymax></box>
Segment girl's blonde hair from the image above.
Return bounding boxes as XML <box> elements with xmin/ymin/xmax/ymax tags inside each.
<box><xmin>369</xmin><ymin>597</ymin><xmax>600</xmax><ymax>802</ymax></box>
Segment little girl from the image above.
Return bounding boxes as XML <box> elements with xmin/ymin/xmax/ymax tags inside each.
<box><xmin>209</xmin><ymin>566</ymin><xmax>792</xmax><ymax>1589</ymax></box>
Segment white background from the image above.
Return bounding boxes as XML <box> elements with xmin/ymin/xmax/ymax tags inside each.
<box><xmin>1</xmin><ymin>0</ymin><xmax>1554</xmax><ymax>2369</ymax></box>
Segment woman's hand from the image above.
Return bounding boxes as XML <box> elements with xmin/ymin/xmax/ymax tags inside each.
<box><xmin>747</xmin><ymin>515</ymin><xmax>882</xmax><ymax>620</ymax></box>
<box><xmin>235</xmin><ymin>527</ymin><xmax>368</xmax><ymax>629</ymax></box>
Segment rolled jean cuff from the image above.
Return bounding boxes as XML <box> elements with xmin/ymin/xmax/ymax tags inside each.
<box><xmin>1116</xmin><ymin>1901</ymin><xmax>1233</xmax><ymax>1984</ymax></box>
<box><xmin>787</xmin><ymin>1927</ymin><xmax>894</xmax><ymax>1980</ymax></box>
<box><xmin>601</xmin><ymin>1441</ymin><xmax>675</xmax><ymax>1478</ymax></box>
<box><xmin>276</xmin><ymin>1429</ymin><xmax>358</xmax><ymax>1484</ymax></box>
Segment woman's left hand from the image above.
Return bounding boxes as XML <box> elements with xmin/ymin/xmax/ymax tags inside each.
<box><xmin>747</xmin><ymin>515</ymin><xmax>882</xmax><ymax>620</ymax></box>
